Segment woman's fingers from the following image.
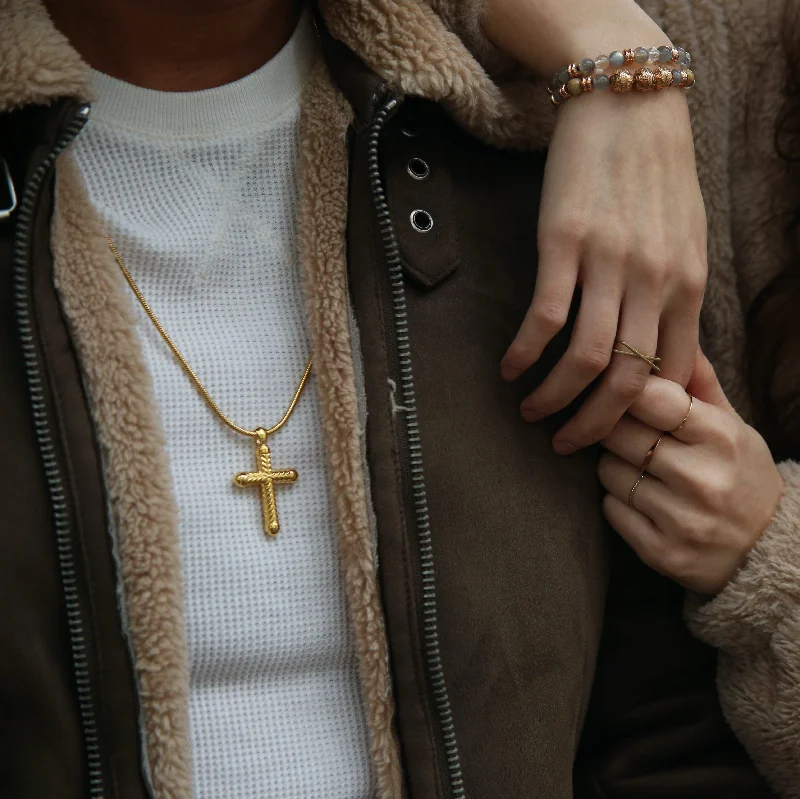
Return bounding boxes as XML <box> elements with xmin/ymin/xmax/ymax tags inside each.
<box><xmin>597</xmin><ymin>452</ymin><xmax>673</xmax><ymax>522</ymax></box>
<box><xmin>602</xmin><ymin>415</ymin><xmax>689</xmax><ymax>485</ymax></box>
<box><xmin>551</xmin><ymin>286</ymin><xmax>658</xmax><ymax>454</ymax></box>
<box><xmin>519</xmin><ymin>274</ymin><xmax>620</xmax><ymax>422</ymax></box>
<box><xmin>501</xmin><ymin>246</ymin><xmax>578</xmax><ymax>380</ymax></box>
<box><xmin>625</xmin><ymin>376</ymin><xmax>713</xmax><ymax>444</ymax></box>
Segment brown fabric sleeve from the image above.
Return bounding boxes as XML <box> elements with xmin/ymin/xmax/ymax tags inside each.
<box><xmin>686</xmin><ymin>460</ymin><xmax>800</xmax><ymax>798</ymax></box>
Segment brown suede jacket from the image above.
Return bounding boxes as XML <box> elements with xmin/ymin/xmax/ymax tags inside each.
<box><xmin>0</xmin><ymin>0</ymin><xmax>797</xmax><ymax>798</ymax></box>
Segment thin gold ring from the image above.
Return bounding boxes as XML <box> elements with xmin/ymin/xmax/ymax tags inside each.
<box><xmin>640</xmin><ymin>434</ymin><xmax>665</xmax><ymax>473</ymax></box>
<box><xmin>671</xmin><ymin>394</ymin><xmax>694</xmax><ymax>434</ymax></box>
<box><xmin>628</xmin><ymin>472</ymin><xmax>645</xmax><ymax>509</ymax></box>
<box><xmin>612</xmin><ymin>340</ymin><xmax>662</xmax><ymax>372</ymax></box>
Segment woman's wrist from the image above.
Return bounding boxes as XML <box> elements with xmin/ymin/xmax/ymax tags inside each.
<box><xmin>554</xmin><ymin>25</ymin><xmax>675</xmax><ymax>78</ymax></box>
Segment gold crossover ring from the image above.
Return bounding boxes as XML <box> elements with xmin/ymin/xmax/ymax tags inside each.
<box><xmin>628</xmin><ymin>472</ymin><xmax>646</xmax><ymax>509</ymax></box>
<box><xmin>613</xmin><ymin>340</ymin><xmax>661</xmax><ymax>372</ymax></box>
<box><xmin>640</xmin><ymin>434</ymin><xmax>664</xmax><ymax>473</ymax></box>
<box><xmin>671</xmin><ymin>394</ymin><xmax>694</xmax><ymax>434</ymax></box>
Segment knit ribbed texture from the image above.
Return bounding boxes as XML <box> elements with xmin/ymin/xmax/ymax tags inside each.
<box><xmin>70</xmin><ymin>15</ymin><xmax>373</xmax><ymax>798</ymax></box>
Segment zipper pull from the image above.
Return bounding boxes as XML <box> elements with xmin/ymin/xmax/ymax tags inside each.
<box><xmin>0</xmin><ymin>156</ymin><xmax>18</xmax><ymax>221</ymax></box>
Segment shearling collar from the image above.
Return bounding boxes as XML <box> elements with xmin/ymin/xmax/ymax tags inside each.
<box><xmin>0</xmin><ymin>0</ymin><xmax>91</xmax><ymax>112</ymax></box>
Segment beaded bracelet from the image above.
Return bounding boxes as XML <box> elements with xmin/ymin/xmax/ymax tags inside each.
<box><xmin>550</xmin><ymin>66</ymin><xmax>695</xmax><ymax>106</ymax></box>
<box><xmin>548</xmin><ymin>45</ymin><xmax>694</xmax><ymax>107</ymax></box>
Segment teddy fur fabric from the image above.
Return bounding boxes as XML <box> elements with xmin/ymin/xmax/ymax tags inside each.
<box><xmin>687</xmin><ymin>461</ymin><xmax>800</xmax><ymax>798</ymax></box>
<box><xmin>0</xmin><ymin>0</ymin><xmax>90</xmax><ymax>111</ymax></box>
<box><xmin>422</xmin><ymin>0</ymin><xmax>521</xmax><ymax>76</ymax></box>
<box><xmin>52</xmin><ymin>155</ymin><xmax>193</xmax><ymax>799</ymax></box>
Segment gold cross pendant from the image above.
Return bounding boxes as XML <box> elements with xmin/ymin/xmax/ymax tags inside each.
<box><xmin>233</xmin><ymin>428</ymin><xmax>297</xmax><ymax>537</ymax></box>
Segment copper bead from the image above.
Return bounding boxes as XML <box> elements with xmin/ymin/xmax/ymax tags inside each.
<box><xmin>652</xmin><ymin>66</ymin><xmax>674</xmax><ymax>89</ymax></box>
<box><xmin>609</xmin><ymin>69</ymin><xmax>634</xmax><ymax>92</ymax></box>
<box><xmin>633</xmin><ymin>67</ymin><xmax>656</xmax><ymax>91</ymax></box>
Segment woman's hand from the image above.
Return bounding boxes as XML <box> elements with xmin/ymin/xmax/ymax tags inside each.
<box><xmin>502</xmin><ymin>89</ymin><xmax>707</xmax><ymax>455</ymax></box>
<box><xmin>597</xmin><ymin>352</ymin><xmax>784</xmax><ymax>595</ymax></box>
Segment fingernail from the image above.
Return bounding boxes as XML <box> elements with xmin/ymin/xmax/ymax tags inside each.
<box><xmin>521</xmin><ymin>407</ymin><xmax>543</xmax><ymax>423</ymax></box>
<box><xmin>553</xmin><ymin>439</ymin><xmax>576</xmax><ymax>455</ymax></box>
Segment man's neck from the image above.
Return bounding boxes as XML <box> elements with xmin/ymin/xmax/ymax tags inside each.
<box><xmin>44</xmin><ymin>0</ymin><xmax>304</xmax><ymax>92</ymax></box>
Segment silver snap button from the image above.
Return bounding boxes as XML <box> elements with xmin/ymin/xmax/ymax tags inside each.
<box><xmin>410</xmin><ymin>209</ymin><xmax>434</xmax><ymax>232</ymax></box>
<box><xmin>407</xmin><ymin>157</ymin><xmax>430</xmax><ymax>181</ymax></box>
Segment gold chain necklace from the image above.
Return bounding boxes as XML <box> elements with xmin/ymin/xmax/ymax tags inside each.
<box><xmin>106</xmin><ymin>236</ymin><xmax>312</xmax><ymax>538</ymax></box>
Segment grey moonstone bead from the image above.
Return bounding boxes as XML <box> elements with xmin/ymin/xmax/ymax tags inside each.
<box><xmin>593</xmin><ymin>74</ymin><xmax>611</xmax><ymax>91</ymax></box>
<box><xmin>557</xmin><ymin>67</ymin><xmax>571</xmax><ymax>85</ymax></box>
<box><xmin>634</xmin><ymin>47</ymin><xmax>649</xmax><ymax>64</ymax></box>
<box><xmin>548</xmin><ymin>74</ymin><xmax>562</xmax><ymax>93</ymax></box>
<box><xmin>658</xmin><ymin>45</ymin><xmax>673</xmax><ymax>62</ymax></box>
<box><xmin>679</xmin><ymin>51</ymin><xmax>691</xmax><ymax>67</ymax></box>
<box><xmin>580</xmin><ymin>58</ymin><xmax>596</xmax><ymax>74</ymax></box>
<box><xmin>609</xmin><ymin>50</ymin><xmax>625</xmax><ymax>67</ymax></box>
<box><xmin>672</xmin><ymin>69</ymin><xmax>684</xmax><ymax>86</ymax></box>
<box><xmin>648</xmin><ymin>47</ymin><xmax>660</xmax><ymax>63</ymax></box>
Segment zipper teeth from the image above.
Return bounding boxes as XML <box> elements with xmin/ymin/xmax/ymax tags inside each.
<box><xmin>11</xmin><ymin>106</ymin><xmax>105</xmax><ymax>799</ymax></box>
<box><xmin>367</xmin><ymin>97</ymin><xmax>466</xmax><ymax>798</ymax></box>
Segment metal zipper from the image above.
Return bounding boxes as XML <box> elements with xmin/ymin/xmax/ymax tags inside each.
<box><xmin>366</xmin><ymin>93</ymin><xmax>466</xmax><ymax>799</ymax></box>
<box><xmin>11</xmin><ymin>103</ymin><xmax>106</xmax><ymax>798</ymax></box>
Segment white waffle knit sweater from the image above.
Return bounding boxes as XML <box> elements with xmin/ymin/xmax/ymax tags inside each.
<box><xmin>70</xmin><ymin>16</ymin><xmax>373</xmax><ymax>798</ymax></box>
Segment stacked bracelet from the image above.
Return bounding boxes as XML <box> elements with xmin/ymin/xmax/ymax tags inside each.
<box><xmin>548</xmin><ymin>45</ymin><xmax>695</xmax><ymax>107</ymax></box>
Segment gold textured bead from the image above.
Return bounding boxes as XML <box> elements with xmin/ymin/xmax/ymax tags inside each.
<box><xmin>581</xmin><ymin>76</ymin><xmax>594</xmax><ymax>92</ymax></box>
<box><xmin>623</xmin><ymin>48</ymin><xmax>636</xmax><ymax>63</ymax></box>
<box><xmin>568</xmin><ymin>63</ymin><xmax>581</xmax><ymax>78</ymax></box>
<box><xmin>683</xmin><ymin>68</ymin><xmax>695</xmax><ymax>88</ymax></box>
<box><xmin>567</xmin><ymin>77</ymin><xmax>583</xmax><ymax>96</ymax></box>
<box><xmin>652</xmin><ymin>66</ymin><xmax>674</xmax><ymax>89</ymax></box>
<box><xmin>670</xmin><ymin>46</ymin><xmax>680</xmax><ymax>63</ymax></box>
<box><xmin>558</xmin><ymin>85</ymin><xmax>571</xmax><ymax>100</ymax></box>
<box><xmin>609</xmin><ymin>69</ymin><xmax>634</xmax><ymax>92</ymax></box>
<box><xmin>633</xmin><ymin>67</ymin><xmax>655</xmax><ymax>91</ymax></box>
<box><xmin>550</xmin><ymin>92</ymin><xmax>560</xmax><ymax>107</ymax></box>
